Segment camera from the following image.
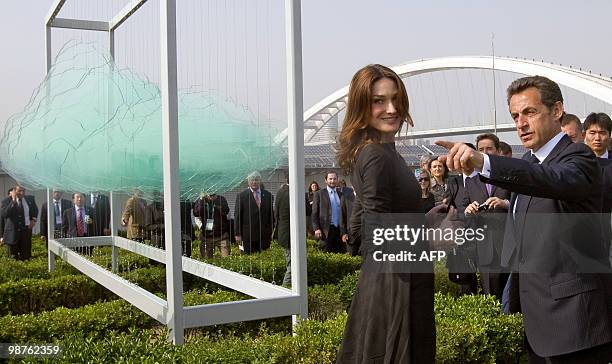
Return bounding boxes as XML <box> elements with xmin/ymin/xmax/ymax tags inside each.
<box><xmin>477</xmin><ymin>203</ymin><xmax>489</xmax><ymax>212</ymax></box>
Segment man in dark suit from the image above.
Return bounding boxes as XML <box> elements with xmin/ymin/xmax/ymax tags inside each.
<box><xmin>0</xmin><ymin>185</ymin><xmax>39</xmax><ymax>260</ymax></box>
<box><xmin>560</xmin><ymin>112</ymin><xmax>584</xmax><ymax>144</ymax></box>
<box><xmin>86</xmin><ymin>192</ymin><xmax>111</xmax><ymax>237</ymax></box>
<box><xmin>312</xmin><ymin>171</ymin><xmax>344</xmax><ymax>253</ymax></box>
<box><xmin>234</xmin><ymin>171</ymin><xmax>274</xmax><ymax>254</ymax></box>
<box><xmin>179</xmin><ymin>199</ymin><xmax>194</xmax><ymax>257</ymax></box>
<box><xmin>194</xmin><ymin>192</ymin><xmax>231</xmax><ymax>258</ymax></box>
<box><xmin>40</xmin><ymin>189</ymin><xmax>72</xmax><ymax>242</ymax></box>
<box><xmin>583</xmin><ymin>112</ymin><xmax>612</xmax><ymax>265</ymax></box>
<box><xmin>442</xmin><ymin>143</ymin><xmax>479</xmax><ymax>295</ymax></box>
<box><xmin>274</xmin><ymin>176</ymin><xmax>291</xmax><ymax>286</ymax></box>
<box><xmin>62</xmin><ymin>192</ymin><xmax>95</xmax><ymax>254</ymax></box>
<box><xmin>437</xmin><ymin>75</ymin><xmax>612</xmax><ymax>362</ymax></box>
<box><xmin>463</xmin><ymin>133</ymin><xmax>511</xmax><ymax>299</ymax></box>
<box><xmin>0</xmin><ymin>188</ymin><xmax>12</xmax><ymax>245</ymax></box>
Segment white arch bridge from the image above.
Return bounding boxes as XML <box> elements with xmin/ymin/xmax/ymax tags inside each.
<box><xmin>276</xmin><ymin>56</ymin><xmax>612</xmax><ymax>145</ymax></box>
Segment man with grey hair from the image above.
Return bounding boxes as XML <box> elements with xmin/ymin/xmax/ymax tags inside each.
<box><xmin>561</xmin><ymin>113</ymin><xmax>584</xmax><ymax>143</ymax></box>
<box><xmin>234</xmin><ymin>171</ymin><xmax>274</xmax><ymax>254</ymax></box>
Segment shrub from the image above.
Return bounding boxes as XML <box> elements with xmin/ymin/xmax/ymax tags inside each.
<box><xmin>435</xmin><ymin>293</ymin><xmax>524</xmax><ymax>363</ymax></box>
<box><xmin>19</xmin><ymin>293</ymin><xmax>524</xmax><ymax>364</ymax></box>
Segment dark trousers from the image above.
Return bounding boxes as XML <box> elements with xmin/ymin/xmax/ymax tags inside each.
<box><xmin>480</xmin><ymin>271</ymin><xmax>509</xmax><ymax>299</ymax></box>
<box><xmin>319</xmin><ymin>225</ymin><xmax>344</xmax><ymax>253</ymax></box>
<box><xmin>240</xmin><ymin>239</ymin><xmax>271</xmax><ymax>255</ymax></box>
<box><xmin>6</xmin><ymin>229</ymin><xmax>32</xmax><ymax>260</ymax></box>
<box><xmin>457</xmin><ymin>273</ymin><xmax>479</xmax><ymax>295</ymax></box>
<box><xmin>527</xmin><ymin>337</ymin><xmax>612</xmax><ymax>363</ymax></box>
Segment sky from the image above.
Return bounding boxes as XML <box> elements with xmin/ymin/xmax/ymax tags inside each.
<box><xmin>1</xmin><ymin>0</ymin><xmax>611</xmax><ymax>139</ymax></box>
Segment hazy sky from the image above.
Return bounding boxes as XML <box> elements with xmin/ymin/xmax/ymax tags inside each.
<box><xmin>1</xmin><ymin>0</ymin><xmax>611</xmax><ymax>131</ymax></box>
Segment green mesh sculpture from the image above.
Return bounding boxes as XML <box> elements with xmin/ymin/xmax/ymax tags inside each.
<box><xmin>0</xmin><ymin>41</ymin><xmax>285</xmax><ymax>200</ymax></box>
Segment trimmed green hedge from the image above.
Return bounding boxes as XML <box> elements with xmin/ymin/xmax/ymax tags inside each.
<box><xmin>21</xmin><ymin>314</ymin><xmax>345</xmax><ymax>364</ymax></box>
<box><xmin>0</xmin><ymin>267</ymin><xmax>173</xmax><ymax>315</ymax></box>
<box><xmin>0</xmin><ymin>289</ymin><xmax>273</xmax><ymax>343</ymax></box>
<box><xmin>0</xmin><ymin>254</ymin><xmax>464</xmax><ymax>316</ymax></box>
<box><xmin>435</xmin><ymin>293</ymin><xmax>524</xmax><ymax>363</ymax></box>
<box><xmin>0</xmin><ymin>244</ymin><xmax>151</xmax><ymax>285</ymax></box>
<box><xmin>15</xmin><ymin>294</ymin><xmax>523</xmax><ymax>364</ymax></box>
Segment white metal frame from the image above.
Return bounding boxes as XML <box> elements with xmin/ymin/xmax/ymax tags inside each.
<box><xmin>44</xmin><ymin>0</ymin><xmax>307</xmax><ymax>345</ymax></box>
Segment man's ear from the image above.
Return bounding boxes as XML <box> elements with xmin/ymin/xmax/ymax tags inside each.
<box><xmin>552</xmin><ymin>101</ymin><xmax>564</xmax><ymax>122</ymax></box>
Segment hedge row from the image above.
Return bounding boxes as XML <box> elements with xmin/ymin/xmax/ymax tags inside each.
<box><xmin>0</xmin><ymin>289</ymin><xmax>284</xmax><ymax>343</ymax></box>
<box><xmin>14</xmin><ymin>295</ymin><xmax>523</xmax><ymax>364</ymax></box>
<box><xmin>0</xmin><ymin>244</ymin><xmax>151</xmax><ymax>285</ymax></box>
<box><xmin>0</xmin><ymin>267</ymin><xmax>171</xmax><ymax>316</ymax></box>
<box><xmin>0</xmin><ymin>255</ymin><xmax>465</xmax><ymax>317</ymax></box>
<box><xmin>20</xmin><ymin>314</ymin><xmax>345</xmax><ymax>364</ymax></box>
<box><xmin>0</xmin><ymin>248</ymin><xmax>363</xmax><ymax>316</ymax></box>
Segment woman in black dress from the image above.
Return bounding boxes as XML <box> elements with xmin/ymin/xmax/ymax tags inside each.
<box><xmin>419</xmin><ymin>170</ymin><xmax>436</xmax><ymax>214</ymax></box>
<box><xmin>336</xmin><ymin>64</ymin><xmax>435</xmax><ymax>363</ymax></box>
<box><xmin>305</xmin><ymin>181</ymin><xmax>319</xmax><ymax>238</ymax></box>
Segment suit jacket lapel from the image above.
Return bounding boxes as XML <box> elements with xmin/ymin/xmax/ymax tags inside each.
<box><xmin>479</xmin><ymin>179</ymin><xmax>489</xmax><ymax>198</ymax></box>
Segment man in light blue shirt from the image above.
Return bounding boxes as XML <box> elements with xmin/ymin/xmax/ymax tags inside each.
<box><xmin>312</xmin><ymin>171</ymin><xmax>345</xmax><ymax>253</ymax></box>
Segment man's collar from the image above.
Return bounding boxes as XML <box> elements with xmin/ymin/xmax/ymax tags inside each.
<box><xmin>326</xmin><ymin>186</ymin><xmax>335</xmax><ymax>193</ymax></box>
<box><xmin>532</xmin><ymin>131</ymin><xmax>565</xmax><ymax>163</ymax></box>
<box><xmin>600</xmin><ymin>150</ymin><xmax>609</xmax><ymax>159</ymax></box>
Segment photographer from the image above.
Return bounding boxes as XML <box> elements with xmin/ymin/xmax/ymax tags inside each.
<box><xmin>463</xmin><ymin>133</ymin><xmax>511</xmax><ymax>299</ymax></box>
<box><xmin>193</xmin><ymin>192</ymin><xmax>231</xmax><ymax>258</ymax></box>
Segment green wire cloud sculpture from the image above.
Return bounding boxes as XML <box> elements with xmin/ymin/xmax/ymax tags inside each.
<box><xmin>0</xmin><ymin>41</ymin><xmax>285</xmax><ymax>200</ymax></box>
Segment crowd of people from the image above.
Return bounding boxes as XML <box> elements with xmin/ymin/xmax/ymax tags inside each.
<box><xmin>333</xmin><ymin>65</ymin><xmax>612</xmax><ymax>363</ymax></box>
<box><xmin>1</xmin><ymin>64</ymin><xmax>612</xmax><ymax>362</ymax></box>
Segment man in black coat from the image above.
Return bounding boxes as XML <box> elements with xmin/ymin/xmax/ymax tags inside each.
<box><xmin>193</xmin><ymin>193</ymin><xmax>231</xmax><ymax>258</ymax></box>
<box><xmin>86</xmin><ymin>192</ymin><xmax>111</xmax><ymax>237</ymax></box>
<box><xmin>444</xmin><ymin>143</ymin><xmax>479</xmax><ymax>295</ymax></box>
<box><xmin>582</xmin><ymin>112</ymin><xmax>612</xmax><ymax>265</ymax></box>
<box><xmin>234</xmin><ymin>171</ymin><xmax>274</xmax><ymax>254</ymax></box>
<box><xmin>274</xmin><ymin>177</ymin><xmax>291</xmax><ymax>286</ymax></box>
<box><xmin>312</xmin><ymin>171</ymin><xmax>344</xmax><ymax>253</ymax></box>
<box><xmin>437</xmin><ymin>75</ymin><xmax>612</xmax><ymax>361</ymax></box>
<box><xmin>0</xmin><ymin>188</ymin><xmax>12</xmax><ymax>245</ymax></box>
<box><xmin>40</xmin><ymin>189</ymin><xmax>72</xmax><ymax>242</ymax></box>
<box><xmin>463</xmin><ymin>133</ymin><xmax>511</xmax><ymax>299</ymax></box>
<box><xmin>0</xmin><ymin>185</ymin><xmax>38</xmax><ymax>260</ymax></box>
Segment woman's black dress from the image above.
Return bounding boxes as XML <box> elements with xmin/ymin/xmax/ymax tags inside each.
<box><xmin>420</xmin><ymin>193</ymin><xmax>436</xmax><ymax>214</ymax></box>
<box><xmin>336</xmin><ymin>143</ymin><xmax>435</xmax><ymax>364</ymax></box>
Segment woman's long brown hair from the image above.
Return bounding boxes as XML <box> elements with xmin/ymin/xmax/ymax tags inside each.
<box><xmin>335</xmin><ymin>64</ymin><xmax>412</xmax><ymax>173</ymax></box>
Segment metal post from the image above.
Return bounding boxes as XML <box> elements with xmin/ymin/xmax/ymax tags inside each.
<box><xmin>45</xmin><ymin>25</ymin><xmax>52</xmax><ymax>73</ymax></box>
<box><xmin>109</xmin><ymin>31</ymin><xmax>118</xmax><ymax>273</ymax></box>
<box><xmin>160</xmin><ymin>0</ymin><xmax>184</xmax><ymax>345</ymax></box>
<box><xmin>110</xmin><ymin>192</ymin><xmax>118</xmax><ymax>272</ymax></box>
<box><xmin>284</xmin><ymin>0</ymin><xmax>308</xmax><ymax>329</ymax></box>
<box><xmin>45</xmin><ymin>26</ymin><xmax>55</xmax><ymax>273</ymax></box>
<box><xmin>47</xmin><ymin>188</ymin><xmax>56</xmax><ymax>272</ymax></box>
